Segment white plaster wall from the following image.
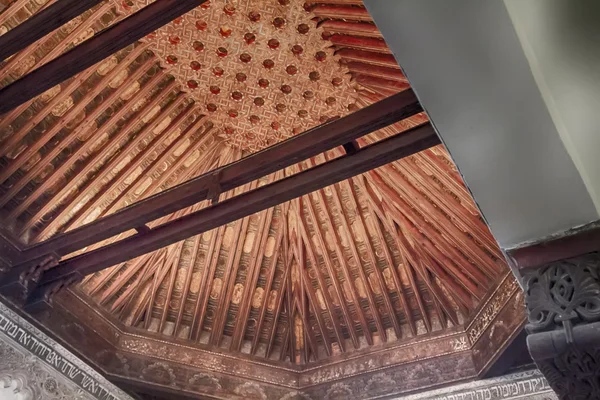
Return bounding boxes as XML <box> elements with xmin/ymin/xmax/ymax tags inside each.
<box><xmin>505</xmin><ymin>0</ymin><xmax>600</xmax><ymax>213</ymax></box>
<box><xmin>364</xmin><ymin>0</ymin><xmax>599</xmax><ymax>248</ymax></box>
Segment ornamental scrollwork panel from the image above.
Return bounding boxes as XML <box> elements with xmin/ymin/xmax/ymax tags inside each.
<box><xmin>523</xmin><ymin>253</ymin><xmax>600</xmax><ymax>335</ymax></box>
<box><xmin>537</xmin><ymin>346</ymin><xmax>600</xmax><ymax>400</ymax></box>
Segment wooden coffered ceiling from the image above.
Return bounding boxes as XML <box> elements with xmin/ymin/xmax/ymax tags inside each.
<box><xmin>0</xmin><ymin>0</ymin><xmax>525</xmax><ymax>399</ymax></box>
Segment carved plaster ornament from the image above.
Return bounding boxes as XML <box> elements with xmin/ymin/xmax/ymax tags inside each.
<box><xmin>141</xmin><ymin>362</ymin><xmax>177</xmax><ymax>386</ymax></box>
<box><xmin>279</xmin><ymin>391</ymin><xmax>313</xmax><ymax>400</ymax></box>
<box><xmin>324</xmin><ymin>382</ymin><xmax>353</xmax><ymax>400</ymax></box>
<box><xmin>234</xmin><ymin>381</ymin><xmax>268</xmax><ymax>400</ymax></box>
<box><xmin>188</xmin><ymin>372</ymin><xmax>222</xmax><ymax>391</ymax></box>
<box><xmin>0</xmin><ymin>373</ymin><xmax>35</xmax><ymax>400</ymax></box>
<box><xmin>524</xmin><ymin>253</ymin><xmax>600</xmax><ymax>342</ymax></box>
<box><xmin>523</xmin><ymin>253</ymin><xmax>600</xmax><ymax>399</ymax></box>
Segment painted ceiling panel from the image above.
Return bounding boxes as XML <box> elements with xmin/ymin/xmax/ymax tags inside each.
<box><xmin>0</xmin><ymin>0</ymin><xmax>511</xmax><ymax>392</ymax></box>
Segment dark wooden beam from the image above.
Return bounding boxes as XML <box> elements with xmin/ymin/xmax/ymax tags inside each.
<box><xmin>0</xmin><ymin>0</ymin><xmax>207</xmax><ymax>114</ymax></box>
<box><xmin>506</xmin><ymin>221</ymin><xmax>600</xmax><ymax>269</ymax></box>
<box><xmin>16</xmin><ymin>90</ymin><xmax>421</xmax><ymax>266</ymax></box>
<box><xmin>0</xmin><ymin>0</ymin><xmax>104</xmax><ymax>62</ymax></box>
<box><xmin>25</xmin><ymin>123</ymin><xmax>440</xmax><ymax>306</ymax></box>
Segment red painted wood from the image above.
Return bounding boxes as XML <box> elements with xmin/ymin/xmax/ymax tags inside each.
<box><xmin>17</xmin><ymin>89</ymin><xmax>421</xmax><ymax>266</ymax></box>
<box><xmin>25</xmin><ymin>123</ymin><xmax>439</xmax><ymax>305</ymax></box>
<box><xmin>0</xmin><ymin>0</ymin><xmax>103</xmax><ymax>62</ymax></box>
<box><xmin>0</xmin><ymin>0</ymin><xmax>208</xmax><ymax>114</ymax></box>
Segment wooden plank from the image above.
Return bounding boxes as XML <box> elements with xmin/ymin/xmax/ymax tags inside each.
<box><xmin>6</xmin><ymin>54</ymin><xmax>153</xmax><ymax>218</ymax></box>
<box><xmin>18</xmin><ymin>89</ymin><xmax>421</xmax><ymax>266</ymax></box>
<box><xmin>250</xmin><ymin>218</ymin><xmax>287</xmax><ymax>355</ymax></box>
<box><xmin>339</xmin><ymin>173</ymin><xmax>402</xmax><ymax>339</ymax></box>
<box><xmin>18</xmin><ymin>73</ymin><xmax>172</xmax><ymax>235</ymax></box>
<box><xmin>358</xmin><ymin>176</ymin><xmax>417</xmax><ymax>336</ymax></box>
<box><xmin>23</xmin><ymin>124</ymin><xmax>440</xmax><ymax>305</ymax></box>
<box><xmin>313</xmin><ymin>157</ymin><xmax>387</xmax><ymax>341</ymax></box>
<box><xmin>0</xmin><ymin>0</ymin><xmax>208</xmax><ymax>114</ymax></box>
<box><xmin>301</xmin><ymin>191</ymin><xmax>362</xmax><ymax>348</ymax></box>
<box><xmin>507</xmin><ymin>223</ymin><xmax>600</xmax><ymax>269</ymax></box>
<box><xmin>0</xmin><ymin>46</ymin><xmax>151</xmax><ymax>209</ymax></box>
<box><xmin>312</xmin><ymin>4</ymin><xmax>372</xmax><ymax>21</ymax></box>
<box><xmin>0</xmin><ymin>0</ymin><xmax>103</xmax><ymax>62</ymax></box>
<box><xmin>0</xmin><ymin>2</ymin><xmax>112</xmax><ymax>88</ymax></box>
<box><xmin>230</xmin><ymin>204</ymin><xmax>276</xmax><ymax>351</ymax></box>
<box><xmin>319</xmin><ymin>20</ymin><xmax>383</xmax><ymax>38</ymax></box>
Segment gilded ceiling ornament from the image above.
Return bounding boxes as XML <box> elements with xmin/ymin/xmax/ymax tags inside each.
<box><xmin>112</xmin><ymin>0</ymin><xmax>358</xmax><ymax>153</ymax></box>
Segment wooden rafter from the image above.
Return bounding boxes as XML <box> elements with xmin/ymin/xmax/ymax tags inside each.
<box><xmin>22</xmin><ymin>123</ymin><xmax>440</xmax><ymax>306</ymax></box>
<box><xmin>301</xmin><ymin>191</ymin><xmax>363</xmax><ymax>348</ymax></box>
<box><xmin>6</xmin><ymin>53</ymin><xmax>155</xmax><ymax>219</ymax></box>
<box><xmin>250</xmin><ymin>215</ymin><xmax>288</xmax><ymax>355</ymax></box>
<box><xmin>0</xmin><ymin>63</ymin><xmax>98</xmax><ymax>160</ymax></box>
<box><xmin>311</xmin><ymin>155</ymin><xmax>388</xmax><ymax>341</ymax></box>
<box><xmin>34</xmin><ymin>92</ymin><xmax>189</xmax><ymax>240</ymax></box>
<box><xmin>15</xmin><ymin>89</ymin><xmax>421</xmax><ymax>266</ymax></box>
<box><xmin>60</xmin><ymin>100</ymin><xmax>195</xmax><ymax>232</ymax></box>
<box><xmin>356</xmin><ymin>175</ymin><xmax>418</xmax><ymax>336</ymax></box>
<box><xmin>300</xmin><ymin>266</ymin><xmax>333</xmax><ymax>356</ymax></box>
<box><xmin>16</xmin><ymin>72</ymin><xmax>174</xmax><ymax>236</ymax></box>
<box><xmin>296</xmin><ymin>205</ymin><xmax>347</xmax><ymax>352</ymax></box>
<box><xmin>329</xmin><ymin>159</ymin><xmax>402</xmax><ymax>339</ymax></box>
<box><xmin>0</xmin><ymin>0</ymin><xmax>103</xmax><ymax>62</ymax></box>
<box><xmin>0</xmin><ymin>0</ymin><xmax>208</xmax><ymax>114</ymax></box>
<box><xmin>0</xmin><ymin>45</ymin><xmax>151</xmax><ymax>209</ymax></box>
<box><xmin>367</xmin><ymin>170</ymin><xmax>489</xmax><ymax>297</ymax></box>
<box><xmin>264</xmin><ymin>248</ymin><xmax>291</xmax><ymax>359</ymax></box>
<box><xmin>230</xmin><ymin>198</ymin><xmax>277</xmax><ymax>351</ymax></box>
<box><xmin>0</xmin><ymin>2</ymin><xmax>113</xmax><ymax>125</ymax></box>
<box><xmin>210</xmin><ymin>182</ymin><xmax>254</xmax><ymax>346</ymax></box>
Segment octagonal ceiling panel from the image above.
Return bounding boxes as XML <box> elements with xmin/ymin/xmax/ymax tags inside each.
<box><xmin>0</xmin><ymin>0</ymin><xmax>517</xmax><ymax>396</ymax></box>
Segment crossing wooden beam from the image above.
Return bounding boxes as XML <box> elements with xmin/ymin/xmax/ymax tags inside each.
<box><xmin>0</xmin><ymin>0</ymin><xmax>207</xmax><ymax>114</ymax></box>
<box><xmin>0</xmin><ymin>0</ymin><xmax>104</xmax><ymax>62</ymax></box>
<box><xmin>15</xmin><ymin>89</ymin><xmax>421</xmax><ymax>268</ymax></box>
<box><xmin>25</xmin><ymin>122</ymin><xmax>440</xmax><ymax>307</ymax></box>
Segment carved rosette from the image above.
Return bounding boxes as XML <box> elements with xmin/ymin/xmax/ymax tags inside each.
<box><xmin>524</xmin><ymin>253</ymin><xmax>600</xmax><ymax>337</ymax></box>
<box><xmin>523</xmin><ymin>252</ymin><xmax>600</xmax><ymax>399</ymax></box>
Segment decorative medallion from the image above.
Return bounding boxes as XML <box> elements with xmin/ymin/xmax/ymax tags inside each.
<box><xmin>112</xmin><ymin>0</ymin><xmax>358</xmax><ymax>153</ymax></box>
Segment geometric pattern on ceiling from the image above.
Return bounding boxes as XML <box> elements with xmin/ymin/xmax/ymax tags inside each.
<box><xmin>0</xmin><ymin>0</ymin><xmax>512</xmax><ymax>392</ymax></box>
<box><xmin>114</xmin><ymin>0</ymin><xmax>359</xmax><ymax>153</ymax></box>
